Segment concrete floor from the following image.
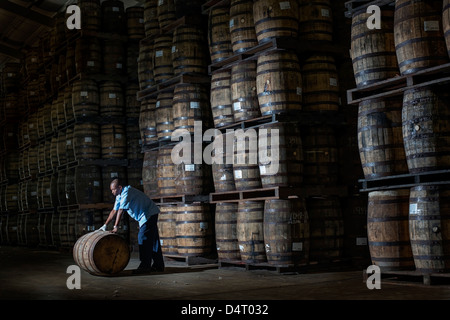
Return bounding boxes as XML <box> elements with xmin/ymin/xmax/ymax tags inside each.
<box><xmin>1</xmin><ymin>245</ymin><xmax>450</xmax><ymax>307</ymax></box>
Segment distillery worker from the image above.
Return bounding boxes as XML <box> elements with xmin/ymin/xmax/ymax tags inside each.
<box><xmin>99</xmin><ymin>178</ymin><xmax>165</xmax><ymax>274</ymax></box>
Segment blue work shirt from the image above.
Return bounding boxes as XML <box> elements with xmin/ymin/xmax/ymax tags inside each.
<box><xmin>113</xmin><ymin>185</ymin><xmax>160</xmax><ymax>227</ymax></box>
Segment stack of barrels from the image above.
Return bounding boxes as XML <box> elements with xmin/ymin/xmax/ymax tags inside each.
<box><xmin>138</xmin><ymin>0</ymin><xmax>215</xmax><ymax>258</ymax></box>
<box><xmin>204</xmin><ymin>0</ymin><xmax>346</xmax><ymax>267</ymax></box>
<box><xmin>352</xmin><ymin>0</ymin><xmax>450</xmax><ymax>273</ymax></box>
<box><xmin>0</xmin><ymin>0</ymin><xmax>145</xmax><ymax>251</ymax></box>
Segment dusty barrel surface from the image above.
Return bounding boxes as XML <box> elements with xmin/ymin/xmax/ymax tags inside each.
<box><xmin>231</xmin><ymin>60</ymin><xmax>260</xmax><ymax>122</ymax></box>
<box><xmin>139</xmin><ymin>99</ymin><xmax>157</xmax><ymax>146</ymax></box>
<box><xmin>264</xmin><ymin>199</ymin><xmax>309</xmax><ymax>266</ymax></box>
<box><xmin>402</xmin><ymin>87</ymin><xmax>450</xmax><ymax>173</ymax></box>
<box><xmin>367</xmin><ymin>190</ymin><xmax>415</xmax><ymax>271</ymax></box>
<box><xmin>393</xmin><ymin>0</ymin><xmax>449</xmax><ymax>75</ymax></box>
<box><xmin>229</xmin><ymin>0</ymin><xmax>258</xmax><ymax>53</ymax></box>
<box><xmin>210</xmin><ymin>70</ymin><xmax>234</xmax><ymax>128</ymax></box>
<box><xmin>215</xmin><ymin>202</ymin><xmax>240</xmax><ymax>261</ymax></box>
<box><xmin>138</xmin><ymin>42</ymin><xmax>155</xmax><ymax>90</ymax></box>
<box><xmin>350</xmin><ymin>7</ymin><xmax>398</xmax><ymax>87</ymax></box>
<box><xmin>357</xmin><ymin>97</ymin><xmax>408</xmax><ymax>179</ymax></box>
<box><xmin>158</xmin><ymin>204</ymin><xmax>178</xmax><ymax>255</ymax></box>
<box><xmin>157</xmin><ymin>145</ymin><xmax>177</xmax><ymax>196</ymax></box>
<box><xmin>237</xmin><ymin>201</ymin><xmax>266</xmax><ymax>263</ymax></box>
<box><xmin>409</xmin><ymin>185</ymin><xmax>450</xmax><ymax>273</ymax></box>
<box><xmin>233</xmin><ymin>129</ymin><xmax>261</xmax><ymax>191</ymax></box>
<box><xmin>256</xmin><ymin>49</ymin><xmax>303</xmax><ymax>115</ymax></box>
<box><xmin>73</xmin><ymin>230</ymin><xmax>130</xmax><ymax>276</ymax></box>
<box><xmin>208</xmin><ymin>5</ymin><xmax>233</xmax><ymax>63</ymax></box>
<box><xmin>153</xmin><ymin>34</ymin><xmax>174</xmax><ymax>84</ymax></box>
<box><xmin>298</xmin><ymin>0</ymin><xmax>333</xmax><ymax>42</ymax></box>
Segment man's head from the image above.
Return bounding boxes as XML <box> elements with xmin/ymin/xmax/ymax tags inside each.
<box><xmin>110</xmin><ymin>179</ymin><xmax>123</xmax><ymax>197</ymax></box>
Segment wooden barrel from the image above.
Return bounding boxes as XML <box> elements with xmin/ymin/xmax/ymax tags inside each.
<box><xmin>70</xmin><ymin>165</ymin><xmax>102</xmax><ymax>204</ymax></box>
<box><xmin>40</xmin><ymin>174</ymin><xmax>58</xmax><ymax>209</ymax></box>
<box><xmin>409</xmin><ymin>185</ymin><xmax>450</xmax><ymax>273</ymax></box>
<box><xmin>144</xmin><ymin>0</ymin><xmax>159</xmax><ymax>38</ymax></box>
<box><xmin>79</xmin><ymin>0</ymin><xmax>101</xmax><ymax>31</ymax></box>
<box><xmin>175</xmin><ymin>142</ymin><xmax>212</xmax><ymax>196</ymax></box>
<box><xmin>367</xmin><ymin>190</ymin><xmax>414</xmax><ymax>271</ymax></box>
<box><xmin>210</xmin><ymin>70</ymin><xmax>234</xmax><ymax>128</ymax></box>
<box><xmin>38</xmin><ymin>211</ymin><xmax>53</xmax><ymax>247</ymax></box>
<box><xmin>445</xmin><ymin>0</ymin><xmax>450</xmax><ymax>58</ymax></box>
<box><xmin>102</xmin><ymin>40</ymin><xmax>125</xmax><ymax>76</ymax></box>
<box><xmin>258</xmin><ymin>122</ymin><xmax>303</xmax><ymax>188</ymax></box>
<box><xmin>358</xmin><ymin>97</ymin><xmax>408</xmax><ymax>179</ymax></box>
<box><xmin>139</xmin><ymin>99</ymin><xmax>157</xmax><ymax>146</ymax></box>
<box><xmin>100</xmin><ymin>124</ymin><xmax>126</xmax><ymax>159</ymax></box>
<box><xmin>402</xmin><ymin>86</ymin><xmax>450</xmax><ymax>173</ymax></box>
<box><xmin>233</xmin><ymin>129</ymin><xmax>262</xmax><ymax>191</ymax></box>
<box><xmin>212</xmin><ymin>136</ymin><xmax>236</xmax><ymax>192</ymax></box>
<box><xmin>157</xmin><ymin>0</ymin><xmax>176</xmax><ymax>29</ymax></box>
<box><xmin>307</xmin><ymin>196</ymin><xmax>345</xmax><ymax>262</ymax></box>
<box><xmin>75</xmin><ymin>209</ymin><xmax>103</xmax><ymax>239</ymax></box>
<box><xmin>158</xmin><ymin>204</ymin><xmax>178</xmax><ymax>255</ymax></box>
<box><xmin>172</xmin><ymin>25</ymin><xmax>209</xmax><ymax>76</ymax></box>
<box><xmin>64</xmin><ymin>86</ymin><xmax>75</xmax><ymax>123</ymax></box>
<box><xmin>155</xmin><ymin>91</ymin><xmax>174</xmax><ymax>141</ymax></box>
<box><xmin>138</xmin><ymin>42</ymin><xmax>155</xmax><ymax>90</ymax></box>
<box><xmin>208</xmin><ymin>5</ymin><xmax>233</xmax><ymax>64</ymax></box>
<box><xmin>302</xmin><ymin>126</ymin><xmax>338</xmax><ymax>185</ymax></box>
<box><xmin>264</xmin><ymin>199</ymin><xmax>309</xmax><ymax>266</ymax></box>
<box><xmin>298</xmin><ymin>0</ymin><xmax>333</xmax><ymax>42</ymax></box>
<box><xmin>215</xmin><ymin>202</ymin><xmax>240</xmax><ymax>261</ymax></box>
<box><xmin>25</xmin><ymin>179</ymin><xmax>38</xmax><ymax>210</ymax></box>
<box><xmin>2</xmin><ymin>62</ymin><xmax>21</xmax><ymax>92</ymax></box>
<box><xmin>73</xmin><ymin>231</ymin><xmax>130</xmax><ymax>276</ymax></box>
<box><xmin>57</xmin><ymin>170</ymin><xmax>67</xmax><ymax>207</ymax></box>
<box><xmin>126</xmin><ymin>6</ymin><xmax>145</xmax><ymax>40</ymax></box>
<box><xmin>229</xmin><ymin>0</ymin><xmax>258</xmax><ymax>53</ymax></box>
<box><xmin>72</xmin><ymin>79</ymin><xmax>99</xmax><ymax>118</ymax></box>
<box><xmin>253</xmin><ymin>0</ymin><xmax>299</xmax><ymax>43</ymax></box>
<box><xmin>153</xmin><ymin>34</ymin><xmax>174</xmax><ymax>84</ymax></box>
<box><xmin>101</xmin><ymin>0</ymin><xmax>126</xmax><ymax>34</ymax></box>
<box><xmin>157</xmin><ymin>145</ymin><xmax>177</xmax><ymax>196</ymax></box>
<box><xmin>256</xmin><ymin>49</ymin><xmax>303</xmax><ymax>115</ymax></box>
<box><xmin>350</xmin><ymin>7</ymin><xmax>398</xmax><ymax>87</ymax></box>
<box><xmin>99</xmin><ymin>81</ymin><xmax>124</xmax><ymax>117</ymax></box>
<box><xmin>142</xmin><ymin>151</ymin><xmax>158</xmax><ymax>198</ymax></box>
<box><xmin>231</xmin><ymin>61</ymin><xmax>260</xmax><ymax>122</ymax></box>
<box><xmin>5</xmin><ymin>184</ymin><xmax>19</xmax><ymax>212</ymax></box>
<box><xmin>6</xmin><ymin>214</ymin><xmax>19</xmax><ymax>245</ymax></box>
<box><xmin>176</xmin><ymin>203</ymin><xmax>213</xmax><ymax>257</ymax></box>
<box><xmin>237</xmin><ymin>201</ymin><xmax>266</xmax><ymax>263</ymax></box>
<box><xmin>75</xmin><ymin>37</ymin><xmax>102</xmax><ymax>75</ymax></box>
<box><xmin>125</xmin><ymin>83</ymin><xmax>141</xmax><ymax>118</ymax></box>
<box><xmin>173</xmin><ymin>83</ymin><xmax>211</xmax><ymax>133</ymax></box>
<box><xmin>394</xmin><ymin>0</ymin><xmax>449</xmax><ymax>75</ymax></box>
<box><xmin>73</xmin><ymin>122</ymin><xmax>101</xmax><ymax>160</ymax></box>
<box><xmin>301</xmin><ymin>55</ymin><xmax>340</xmax><ymax>112</ymax></box>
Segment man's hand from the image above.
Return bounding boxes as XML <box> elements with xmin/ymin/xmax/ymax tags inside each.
<box><xmin>98</xmin><ymin>224</ymin><xmax>107</xmax><ymax>231</ymax></box>
<box><xmin>110</xmin><ymin>226</ymin><xmax>118</xmax><ymax>233</ymax></box>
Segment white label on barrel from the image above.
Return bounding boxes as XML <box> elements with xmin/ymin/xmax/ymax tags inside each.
<box><xmin>265</xmin><ymin>243</ymin><xmax>271</xmax><ymax>253</ymax></box>
<box><xmin>139</xmin><ymin>18</ymin><xmax>144</xmax><ymax>24</ymax></box>
<box><xmin>113</xmin><ymin>7</ymin><xmax>119</xmax><ymax>12</ymax></box>
<box><xmin>12</xmin><ymin>196</ymin><xmax>17</xmax><ymax>200</ymax></box>
<box><xmin>234</xmin><ymin>170</ymin><xmax>242</xmax><ymax>179</ymax></box>
<box><xmin>190</xmin><ymin>102</ymin><xmax>199</xmax><ymax>109</ymax></box>
<box><xmin>156</xmin><ymin>101</ymin><xmax>161</xmax><ymax>108</ymax></box>
<box><xmin>24</xmin><ymin>134</ymin><xmax>29</xmax><ymax>139</ymax></box>
<box><xmin>158</xmin><ymin>0</ymin><xmax>164</xmax><ymax>5</ymax></box>
<box><xmin>31</xmin><ymin>57</ymin><xmax>37</xmax><ymax>62</ymax></box>
<box><xmin>87</xmin><ymin>61</ymin><xmax>95</xmax><ymax>66</ymax></box>
<box><xmin>7</xmin><ymin>73</ymin><xmax>13</xmax><ymax>77</ymax></box>
<box><xmin>410</xmin><ymin>203</ymin><xmax>418</xmax><ymax>215</ymax></box>
<box><xmin>200</xmin><ymin>222</ymin><xmax>208</xmax><ymax>229</ymax></box>
<box><xmin>85</xmin><ymin>137</ymin><xmax>92</xmax><ymax>143</ymax></box>
<box><xmin>229</xmin><ymin>19</ymin><xmax>234</xmax><ymax>28</ymax></box>
<box><xmin>330</xmin><ymin>78</ymin><xmax>338</xmax><ymax>86</ymax></box>
<box><xmin>321</xmin><ymin>9</ymin><xmax>330</xmax><ymax>17</ymax></box>
<box><xmin>239</xmin><ymin>245</ymin><xmax>244</xmax><ymax>252</ymax></box>
<box><xmin>279</xmin><ymin>1</ymin><xmax>291</xmax><ymax>10</ymax></box>
<box><xmin>80</xmin><ymin>91</ymin><xmax>88</xmax><ymax>97</ymax></box>
<box><xmin>111</xmin><ymin>172</ymin><xmax>119</xmax><ymax>178</ymax></box>
<box><xmin>115</xmin><ymin>133</ymin><xmax>122</xmax><ymax>139</ymax></box>
<box><xmin>160</xmin><ymin>239</ymin><xmax>164</xmax><ymax>245</ymax></box>
<box><xmin>31</xmin><ymin>191</ymin><xmax>37</xmax><ymax>196</ymax></box>
<box><xmin>220</xmin><ymin>174</ymin><xmax>227</xmax><ymax>181</ymax></box>
<box><xmin>46</xmin><ymin>188</ymin><xmax>51</xmax><ymax>195</ymax></box>
<box><xmin>233</xmin><ymin>102</ymin><xmax>241</xmax><ymax>111</ymax></box>
<box><xmin>66</xmin><ymin>140</ymin><xmax>72</xmax><ymax>145</ymax></box>
<box><xmin>155</xmin><ymin>50</ymin><xmax>164</xmax><ymax>57</ymax></box>
<box><xmin>29</xmin><ymin>124</ymin><xmax>34</xmax><ymax>129</ymax></box>
<box><xmin>93</xmin><ymin>181</ymin><xmax>100</xmax><ymax>187</ymax></box>
<box><xmin>296</xmin><ymin>87</ymin><xmax>302</xmax><ymax>95</ymax></box>
<box><xmin>356</xmin><ymin>237</ymin><xmax>368</xmax><ymax>246</ymax></box>
<box><xmin>292</xmin><ymin>242</ymin><xmax>303</xmax><ymax>251</ymax></box>
<box><xmin>116</xmin><ymin>63</ymin><xmax>123</xmax><ymax>69</ymax></box>
<box><xmin>30</xmin><ymin>91</ymin><xmax>35</xmax><ymax>96</ymax></box>
<box><xmin>185</xmin><ymin>164</ymin><xmax>195</xmax><ymax>171</ymax></box>
<box><xmin>424</xmin><ymin>21</ymin><xmax>439</xmax><ymax>32</ymax></box>
<box><xmin>109</xmin><ymin>93</ymin><xmax>116</xmax><ymax>99</ymax></box>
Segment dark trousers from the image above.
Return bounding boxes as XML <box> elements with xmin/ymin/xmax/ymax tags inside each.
<box><xmin>138</xmin><ymin>214</ymin><xmax>164</xmax><ymax>269</ymax></box>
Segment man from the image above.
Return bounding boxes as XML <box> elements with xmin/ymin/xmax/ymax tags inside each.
<box><xmin>99</xmin><ymin>178</ymin><xmax>164</xmax><ymax>274</ymax></box>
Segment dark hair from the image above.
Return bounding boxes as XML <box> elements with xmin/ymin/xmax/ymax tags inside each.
<box><xmin>110</xmin><ymin>178</ymin><xmax>123</xmax><ymax>188</ymax></box>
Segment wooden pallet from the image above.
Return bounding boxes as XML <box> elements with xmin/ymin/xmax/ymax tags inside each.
<box><xmin>151</xmin><ymin>194</ymin><xmax>210</xmax><ymax>205</ymax></box>
<box><xmin>359</xmin><ymin>169</ymin><xmax>450</xmax><ymax>192</ymax></box>
<box><xmin>379</xmin><ymin>270</ymin><xmax>450</xmax><ymax>286</ymax></box>
<box><xmin>218</xmin><ymin>259</ymin><xmax>301</xmax><ymax>273</ymax></box>
<box><xmin>347</xmin><ymin>62</ymin><xmax>450</xmax><ymax>105</ymax></box>
<box><xmin>164</xmin><ymin>254</ymin><xmax>218</xmax><ymax>267</ymax></box>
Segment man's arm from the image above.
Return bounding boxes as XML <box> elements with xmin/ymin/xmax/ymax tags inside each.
<box><xmin>98</xmin><ymin>209</ymin><xmax>117</xmax><ymax>231</ymax></box>
<box><xmin>111</xmin><ymin>209</ymin><xmax>125</xmax><ymax>233</ymax></box>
